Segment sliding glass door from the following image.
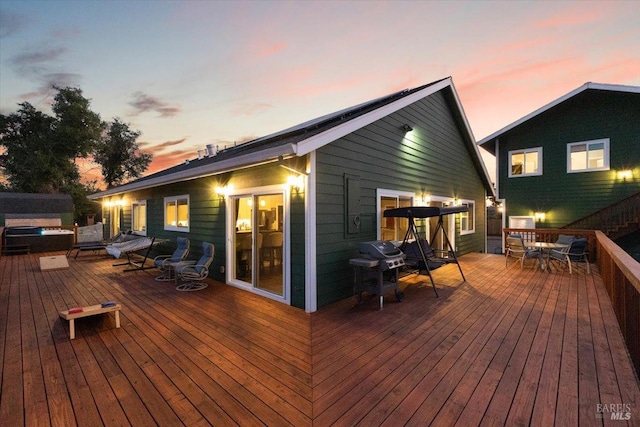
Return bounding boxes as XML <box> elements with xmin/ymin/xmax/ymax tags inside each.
<box><xmin>231</xmin><ymin>191</ymin><xmax>285</xmax><ymax>297</ymax></box>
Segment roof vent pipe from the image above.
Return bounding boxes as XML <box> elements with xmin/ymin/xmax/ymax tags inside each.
<box><xmin>206</xmin><ymin>144</ymin><xmax>215</xmax><ymax>157</ymax></box>
<box><xmin>197</xmin><ymin>150</ymin><xmax>204</xmax><ymax>160</ymax></box>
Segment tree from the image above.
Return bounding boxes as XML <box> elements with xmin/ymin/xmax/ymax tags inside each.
<box><xmin>0</xmin><ymin>87</ymin><xmax>103</xmax><ymax>193</ymax></box>
<box><xmin>93</xmin><ymin>118</ymin><xmax>152</xmax><ymax>189</ymax></box>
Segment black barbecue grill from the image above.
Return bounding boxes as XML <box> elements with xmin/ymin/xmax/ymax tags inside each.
<box><xmin>349</xmin><ymin>240</ymin><xmax>405</xmax><ymax>310</ymax></box>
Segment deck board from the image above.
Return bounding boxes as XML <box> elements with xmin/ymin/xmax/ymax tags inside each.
<box><xmin>0</xmin><ymin>251</ymin><xmax>638</xmax><ymax>426</ymax></box>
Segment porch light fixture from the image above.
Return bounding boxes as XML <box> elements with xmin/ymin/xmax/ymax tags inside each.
<box><xmin>535</xmin><ymin>212</ymin><xmax>546</xmax><ymax>222</ymax></box>
<box><xmin>617</xmin><ymin>169</ymin><xmax>633</xmax><ymax>180</ymax></box>
<box><xmin>287</xmin><ymin>174</ymin><xmax>304</xmax><ymax>192</ymax></box>
<box><xmin>215</xmin><ymin>185</ymin><xmax>232</xmax><ymax>199</ymax></box>
<box><xmin>402</xmin><ymin>124</ymin><xmax>413</xmax><ymax>133</ymax></box>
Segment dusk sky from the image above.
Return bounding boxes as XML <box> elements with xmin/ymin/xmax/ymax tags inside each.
<box><xmin>1</xmin><ymin>0</ymin><xmax>638</xmax><ymax>186</ymax></box>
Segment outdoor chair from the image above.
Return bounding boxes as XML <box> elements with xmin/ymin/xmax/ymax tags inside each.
<box><xmin>175</xmin><ymin>242</ymin><xmax>215</xmax><ymax>291</ymax></box>
<box><xmin>505</xmin><ymin>236</ymin><xmax>541</xmax><ymax>269</ymax></box>
<box><xmin>550</xmin><ymin>237</ymin><xmax>590</xmax><ymax>274</ymax></box>
<box><xmin>556</xmin><ymin>234</ymin><xmax>575</xmax><ymax>245</ymax></box>
<box><xmin>154</xmin><ymin>237</ymin><xmax>190</xmax><ymax>281</ymax></box>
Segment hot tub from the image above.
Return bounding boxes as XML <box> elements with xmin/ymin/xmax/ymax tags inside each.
<box><xmin>2</xmin><ymin>226</ymin><xmax>74</xmax><ymax>253</ymax></box>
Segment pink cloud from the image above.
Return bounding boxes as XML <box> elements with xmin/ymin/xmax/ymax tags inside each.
<box><xmin>230</xmin><ymin>102</ymin><xmax>274</xmax><ymax>116</ymax></box>
<box><xmin>534</xmin><ymin>5</ymin><xmax>606</xmax><ymax>29</ymax></box>
<box><xmin>140</xmin><ymin>138</ymin><xmax>187</xmax><ymax>152</ymax></box>
<box><xmin>257</xmin><ymin>42</ymin><xmax>286</xmax><ymax>58</ymax></box>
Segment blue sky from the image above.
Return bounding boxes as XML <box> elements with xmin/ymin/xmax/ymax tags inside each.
<box><xmin>1</xmin><ymin>0</ymin><xmax>638</xmax><ymax>184</ymax></box>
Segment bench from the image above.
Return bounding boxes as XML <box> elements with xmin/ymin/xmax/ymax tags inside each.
<box><xmin>58</xmin><ymin>302</ymin><xmax>121</xmax><ymax>339</ymax></box>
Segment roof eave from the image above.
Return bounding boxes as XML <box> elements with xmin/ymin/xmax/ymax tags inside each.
<box><xmin>478</xmin><ymin>82</ymin><xmax>640</xmax><ymax>149</ymax></box>
<box><xmin>295</xmin><ymin>78</ymin><xmax>453</xmax><ymax>156</ymax></box>
<box><xmin>88</xmin><ymin>143</ymin><xmax>297</xmax><ymax>199</ymax></box>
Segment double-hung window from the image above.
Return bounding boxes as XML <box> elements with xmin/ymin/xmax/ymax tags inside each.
<box><xmin>509</xmin><ymin>147</ymin><xmax>542</xmax><ymax>177</ymax></box>
<box><xmin>567</xmin><ymin>138</ymin><xmax>609</xmax><ymax>173</ymax></box>
<box><xmin>164</xmin><ymin>195</ymin><xmax>189</xmax><ymax>232</ymax></box>
<box><xmin>131</xmin><ymin>200</ymin><xmax>147</xmax><ymax>235</ymax></box>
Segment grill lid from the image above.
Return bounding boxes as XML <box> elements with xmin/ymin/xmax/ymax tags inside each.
<box><xmin>359</xmin><ymin>240</ymin><xmax>403</xmax><ymax>259</ymax></box>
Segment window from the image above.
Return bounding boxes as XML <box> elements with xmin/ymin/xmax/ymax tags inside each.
<box><xmin>509</xmin><ymin>148</ymin><xmax>542</xmax><ymax>177</ymax></box>
<box><xmin>459</xmin><ymin>200</ymin><xmax>475</xmax><ymax>235</ymax></box>
<box><xmin>164</xmin><ymin>195</ymin><xmax>189</xmax><ymax>232</ymax></box>
<box><xmin>567</xmin><ymin>138</ymin><xmax>609</xmax><ymax>173</ymax></box>
<box><xmin>376</xmin><ymin>189</ymin><xmax>414</xmax><ymax>241</ymax></box>
<box><xmin>132</xmin><ymin>200</ymin><xmax>147</xmax><ymax>235</ymax></box>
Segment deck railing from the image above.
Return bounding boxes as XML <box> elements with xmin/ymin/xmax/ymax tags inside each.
<box><xmin>595</xmin><ymin>230</ymin><xmax>640</xmax><ymax>376</ymax></box>
<box><xmin>503</xmin><ymin>227</ymin><xmax>639</xmax><ymax>376</ymax></box>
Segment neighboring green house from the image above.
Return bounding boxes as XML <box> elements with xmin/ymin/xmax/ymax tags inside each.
<box><xmin>89</xmin><ymin>77</ymin><xmax>494</xmax><ymax>312</ymax></box>
<box><xmin>479</xmin><ymin>82</ymin><xmax>640</xmax><ymax>232</ymax></box>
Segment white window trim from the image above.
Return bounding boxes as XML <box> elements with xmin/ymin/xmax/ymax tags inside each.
<box><xmin>375</xmin><ymin>189</ymin><xmax>415</xmax><ymax>241</ymax></box>
<box><xmin>459</xmin><ymin>199</ymin><xmax>475</xmax><ymax>235</ymax></box>
<box><xmin>508</xmin><ymin>147</ymin><xmax>543</xmax><ymax>177</ymax></box>
<box><xmin>566</xmin><ymin>138</ymin><xmax>610</xmax><ymax>173</ymax></box>
<box><xmin>131</xmin><ymin>200</ymin><xmax>147</xmax><ymax>236</ymax></box>
<box><xmin>164</xmin><ymin>194</ymin><xmax>190</xmax><ymax>232</ymax></box>
<box><xmin>225</xmin><ymin>184</ymin><xmax>291</xmax><ymax>305</ymax></box>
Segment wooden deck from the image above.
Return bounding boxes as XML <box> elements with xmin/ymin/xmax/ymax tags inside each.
<box><xmin>0</xmin><ymin>252</ymin><xmax>638</xmax><ymax>426</ymax></box>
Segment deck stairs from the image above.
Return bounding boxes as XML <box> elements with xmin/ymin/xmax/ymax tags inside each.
<box><xmin>563</xmin><ymin>191</ymin><xmax>640</xmax><ymax>240</ymax></box>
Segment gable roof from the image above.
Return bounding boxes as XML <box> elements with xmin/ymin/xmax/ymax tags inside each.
<box><xmin>478</xmin><ymin>82</ymin><xmax>640</xmax><ymax>154</ymax></box>
<box><xmin>90</xmin><ymin>77</ymin><xmax>494</xmax><ymax>199</ymax></box>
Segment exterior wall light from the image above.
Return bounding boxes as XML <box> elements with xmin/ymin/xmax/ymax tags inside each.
<box><xmin>287</xmin><ymin>175</ymin><xmax>304</xmax><ymax>192</ymax></box>
<box><xmin>617</xmin><ymin>170</ymin><xmax>633</xmax><ymax>180</ymax></box>
<box><xmin>402</xmin><ymin>124</ymin><xmax>414</xmax><ymax>133</ymax></box>
<box><xmin>215</xmin><ymin>185</ymin><xmax>232</xmax><ymax>199</ymax></box>
<box><xmin>534</xmin><ymin>212</ymin><xmax>546</xmax><ymax>222</ymax></box>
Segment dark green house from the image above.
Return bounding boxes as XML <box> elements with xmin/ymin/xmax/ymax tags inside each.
<box><xmin>89</xmin><ymin>77</ymin><xmax>494</xmax><ymax>312</ymax></box>
<box><xmin>479</xmin><ymin>82</ymin><xmax>640</xmax><ymax>232</ymax></box>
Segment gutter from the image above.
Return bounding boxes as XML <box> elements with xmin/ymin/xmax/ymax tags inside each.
<box><xmin>88</xmin><ymin>143</ymin><xmax>297</xmax><ymax>199</ymax></box>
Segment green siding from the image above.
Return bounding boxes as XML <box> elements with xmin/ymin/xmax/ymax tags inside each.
<box><xmin>498</xmin><ymin>90</ymin><xmax>640</xmax><ymax>228</ymax></box>
<box><xmin>102</xmin><ymin>162</ymin><xmax>307</xmax><ymax>309</ymax></box>
<box><xmin>315</xmin><ymin>90</ymin><xmax>488</xmax><ymax>307</ymax></box>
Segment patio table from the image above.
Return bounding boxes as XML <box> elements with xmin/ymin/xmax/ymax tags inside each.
<box><xmin>525</xmin><ymin>241</ymin><xmax>568</xmax><ymax>271</ymax></box>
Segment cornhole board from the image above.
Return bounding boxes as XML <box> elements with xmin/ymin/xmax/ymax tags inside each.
<box><xmin>39</xmin><ymin>255</ymin><xmax>69</xmax><ymax>271</ymax></box>
<box><xmin>59</xmin><ymin>303</ymin><xmax>121</xmax><ymax>339</ymax></box>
